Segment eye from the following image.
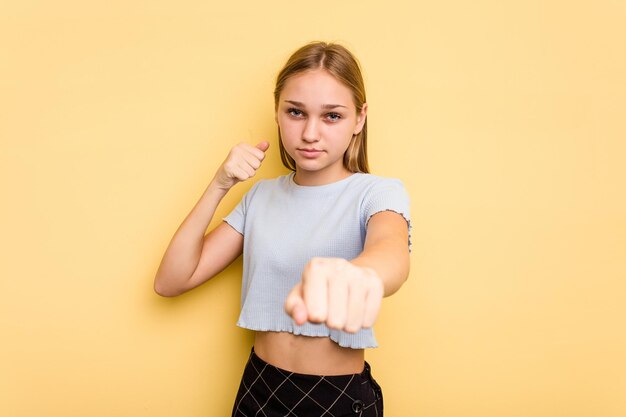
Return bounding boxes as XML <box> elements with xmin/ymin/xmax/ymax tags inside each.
<box><xmin>326</xmin><ymin>112</ymin><xmax>342</xmax><ymax>122</ymax></box>
<box><xmin>287</xmin><ymin>107</ymin><xmax>305</xmax><ymax>118</ymax></box>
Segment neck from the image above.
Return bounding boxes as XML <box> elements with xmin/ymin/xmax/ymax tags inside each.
<box><xmin>294</xmin><ymin>166</ymin><xmax>352</xmax><ymax>186</ymax></box>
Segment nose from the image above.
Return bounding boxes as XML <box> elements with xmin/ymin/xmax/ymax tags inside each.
<box><xmin>302</xmin><ymin>118</ymin><xmax>320</xmax><ymax>142</ymax></box>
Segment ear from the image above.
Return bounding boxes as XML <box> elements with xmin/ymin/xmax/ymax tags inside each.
<box><xmin>354</xmin><ymin>103</ymin><xmax>368</xmax><ymax>135</ymax></box>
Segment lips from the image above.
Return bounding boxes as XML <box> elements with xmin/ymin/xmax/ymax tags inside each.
<box><xmin>297</xmin><ymin>148</ymin><xmax>324</xmax><ymax>158</ymax></box>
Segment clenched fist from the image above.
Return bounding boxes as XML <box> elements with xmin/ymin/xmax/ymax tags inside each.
<box><xmin>213</xmin><ymin>141</ymin><xmax>269</xmax><ymax>190</ymax></box>
<box><xmin>284</xmin><ymin>257</ymin><xmax>384</xmax><ymax>334</ymax></box>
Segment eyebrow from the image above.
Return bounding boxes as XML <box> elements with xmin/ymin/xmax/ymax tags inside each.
<box><xmin>284</xmin><ymin>100</ymin><xmax>348</xmax><ymax>110</ymax></box>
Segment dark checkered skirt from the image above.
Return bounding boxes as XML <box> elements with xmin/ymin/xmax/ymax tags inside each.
<box><xmin>232</xmin><ymin>348</ymin><xmax>383</xmax><ymax>417</ymax></box>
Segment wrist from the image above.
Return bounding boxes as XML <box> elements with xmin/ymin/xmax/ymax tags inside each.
<box><xmin>207</xmin><ymin>175</ymin><xmax>233</xmax><ymax>193</ymax></box>
<box><xmin>204</xmin><ymin>178</ymin><xmax>231</xmax><ymax>201</ymax></box>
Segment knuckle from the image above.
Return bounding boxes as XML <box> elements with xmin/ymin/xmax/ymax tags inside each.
<box><xmin>351</xmin><ymin>279</ymin><xmax>365</xmax><ymax>293</ymax></box>
<box><xmin>334</xmin><ymin>259</ymin><xmax>348</xmax><ymax>271</ymax></box>
<box><xmin>327</xmin><ymin>317</ymin><xmax>344</xmax><ymax>330</ymax></box>
<box><xmin>344</xmin><ymin>323</ymin><xmax>360</xmax><ymax>333</ymax></box>
<box><xmin>309</xmin><ymin>257</ymin><xmax>324</xmax><ymax>268</ymax></box>
<box><xmin>308</xmin><ymin>312</ymin><xmax>324</xmax><ymax>323</ymax></box>
<box><xmin>372</xmin><ymin>277</ymin><xmax>384</xmax><ymax>293</ymax></box>
<box><xmin>225</xmin><ymin>159</ymin><xmax>239</xmax><ymax>170</ymax></box>
<box><xmin>362</xmin><ymin>316</ymin><xmax>376</xmax><ymax>328</ymax></box>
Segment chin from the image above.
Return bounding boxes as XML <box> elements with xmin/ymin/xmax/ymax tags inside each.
<box><xmin>295</xmin><ymin>163</ymin><xmax>323</xmax><ymax>173</ymax></box>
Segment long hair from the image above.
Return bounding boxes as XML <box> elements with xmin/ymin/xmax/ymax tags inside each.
<box><xmin>274</xmin><ymin>42</ymin><xmax>369</xmax><ymax>173</ymax></box>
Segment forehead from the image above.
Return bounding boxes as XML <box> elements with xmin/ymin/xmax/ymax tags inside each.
<box><xmin>280</xmin><ymin>69</ymin><xmax>354</xmax><ymax>107</ymax></box>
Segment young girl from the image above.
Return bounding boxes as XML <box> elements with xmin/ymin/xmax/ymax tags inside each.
<box><xmin>154</xmin><ymin>41</ymin><xmax>411</xmax><ymax>417</ymax></box>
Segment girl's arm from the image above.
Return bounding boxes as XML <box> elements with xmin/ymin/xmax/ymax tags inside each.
<box><xmin>285</xmin><ymin>210</ymin><xmax>410</xmax><ymax>333</ymax></box>
<box><xmin>350</xmin><ymin>210</ymin><xmax>410</xmax><ymax>296</ymax></box>
<box><xmin>153</xmin><ymin>141</ymin><xmax>269</xmax><ymax>297</ymax></box>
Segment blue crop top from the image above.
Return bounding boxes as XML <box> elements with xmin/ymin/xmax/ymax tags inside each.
<box><xmin>223</xmin><ymin>172</ymin><xmax>411</xmax><ymax>349</ymax></box>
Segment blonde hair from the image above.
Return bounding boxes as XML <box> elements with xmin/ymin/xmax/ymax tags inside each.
<box><xmin>274</xmin><ymin>41</ymin><xmax>369</xmax><ymax>173</ymax></box>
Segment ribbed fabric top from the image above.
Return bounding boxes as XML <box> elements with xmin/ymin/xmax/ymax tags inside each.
<box><xmin>223</xmin><ymin>172</ymin><xmax>411</xmax><ymax>349</ymax></box>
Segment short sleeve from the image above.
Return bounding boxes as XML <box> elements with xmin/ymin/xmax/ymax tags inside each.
<box><xmin>362</xmin><ymin>178</ymin><xmax>412</xmax><ymax>250</ymax></box>
<box><xmin>223</xmin><ymin>181</ymin><xmax>261</xmax><ymax>235</ymax></box>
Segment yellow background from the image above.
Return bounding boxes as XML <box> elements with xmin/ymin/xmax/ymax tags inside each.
<box><xmin>1</xmin><ymin>1</ymin><xmax>625</xmax><ymax>416</ymax></box>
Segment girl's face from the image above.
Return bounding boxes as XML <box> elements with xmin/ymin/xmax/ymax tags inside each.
<box><xmin>276</xmin><ymin>69</ymin><xmax>367</xmax><ymax>186</ymax></box>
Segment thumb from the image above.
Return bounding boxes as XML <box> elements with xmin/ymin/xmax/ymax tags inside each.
<box><xmin>256</xmin><ymin>141</ymin><xmax>270</xmax><ymax>152</ymax></box>
<box><xmin>285</xmin><ymin>283</ymin><xmax>308</xmax><ymax>326</ymax></box>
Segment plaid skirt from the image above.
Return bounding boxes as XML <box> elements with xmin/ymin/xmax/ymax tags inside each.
<box><xmin>232</xmin><ymin>348</ymin><xmax>383</xmax><ymax>417</ymax></box>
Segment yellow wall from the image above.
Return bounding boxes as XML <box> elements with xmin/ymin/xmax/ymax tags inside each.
<box><xmin>1</xmin><ymin>1</ymin><xmax>625</xmax><ymax>416</ymax></box>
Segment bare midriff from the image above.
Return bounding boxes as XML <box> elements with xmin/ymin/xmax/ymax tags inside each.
<box><xmin>253</xmin><ymin>331</ymin><xmax>365</xmax><ymax>376</ymax></box>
